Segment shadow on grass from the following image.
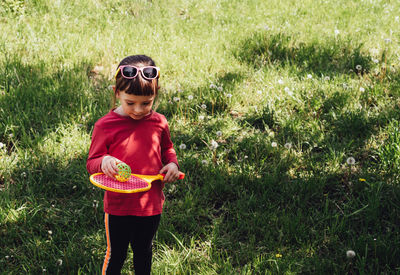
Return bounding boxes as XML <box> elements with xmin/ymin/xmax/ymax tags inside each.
<box><xmin>0</xmin><ymin>151</ymin><xmax>105</xmax><ymax>274</ymax></box>
<box><xmin>0</xmin><ymin>54</ymin><xmax>111</xmax><ymax>273</ymax></box>
<box><xmin>234</xmin><ymin>31</ymin><xmax>373</xmax><ymax>77</ymax></box>
<box><xmin>154</xmin><ymin>32</ymin><xmax>400</xmax><ymax>273</ymax></box>
<box><xmin>0</xmin><ymin>54</ymin><xmax>110</xmax><ymax>151</ymax></box>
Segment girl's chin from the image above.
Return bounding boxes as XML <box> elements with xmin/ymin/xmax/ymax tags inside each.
<box><xmin>129</xmin><ymin>113</ymin><xmax>148</xmax><ymax>120</ymax></box>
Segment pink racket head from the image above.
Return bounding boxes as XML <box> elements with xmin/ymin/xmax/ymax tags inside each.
<box><xmin>90</xmin><ymin>173</ymin><xmax>151</xmax><ymax>193</ymax></box>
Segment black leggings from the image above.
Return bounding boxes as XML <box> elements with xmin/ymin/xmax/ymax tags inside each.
<box><xmin>102</xmin><ymin>213</ymin><xmax>161</xmax><ymax>275</ymax></box>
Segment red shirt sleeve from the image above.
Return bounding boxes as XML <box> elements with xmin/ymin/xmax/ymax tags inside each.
<box><xmin>161</xmin><ymin>122</ymin><xmax>179</xmax><ymax>168</ymax></box>
<box><xmin>86</xmin><ymin>122</ymin><xmax>109</xmax><ymax>175</ymax></box>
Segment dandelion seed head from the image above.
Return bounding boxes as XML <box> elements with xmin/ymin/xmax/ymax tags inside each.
<box><xmin>346</xmin><ymin>157</ymin><xmax>356</xmax><ymax>165</ymax></box>
<box><xmin>278</xmin><ymin>79</ymin><xmax>284</xmax><ymax>85</ymax></box>
<box><xmin>198</xmin><ymin>115</ymin><xmax>205</xmax><ymax>120</ymax></box>
<box><xmin>188</xmin><ymin>95</ymin><xmax>193</xmax><ymax>100</ymax></box>
<box><xmin>217</xmin><ymin>86</ymin><xmax>223</xmax><ymax>92</ymax></box>
<box><xmin>216</xmin><ymin>131</ymin><xmax>222</xmax><ymax>137</ymax></box>
<box><xmin>56</xmin><ymin>259</ymin><xmax>63</xmax><ymax>266</ymax></box>
<box><xmin>324</xmin><ymin>76</ymin><xmax>330</xmax><ymax>81</ymax></box>
<box><xmin>210</xmin><ymin>140</ymin><xmax>219</xmax><ymax>150</ymax></box>
<box><xmin>179</xmin><ymin>143</ymin><xmax>187</xmax><ymax>150</ymax></box>
<box><xmin>201</xmin><ymin>104</ymin><xmax>207</xmax><ymax>109</ymax></box>
<box><xmin>346</xmin><ymin>250</ymin><xmax>356</xmax><ymax>259</ymax></box>
<box><xmin>334</xmin><ymin>29</ymin><xmax>340</xmax><ymax>35</ymax></box>
<box><xmin>307</xmin><ymin>74</ymin><xmax>313</xmax><ymax>79</ymax></box>
<box><xmin>173</xmin><ymin>97</ymin><xmax>180</xmax><ymax>102</ymax></box>
<box><xmin>356</xmin><ymin>65</ymin><xmax>362</xmax><ymax>71</ymax></box>
<box><xmin>359</xmin><ymin>87</ymin><xmax>365</xmax><ymax>92</ymax></box>
<box><xmin>271</xmin><ymin>142</ymin><xmax>278</xmax><ymax>147</ymax></box>
<box><xmin>201</xmin><ymin>160</ymin><xmax>208</xmax><ymax>165</ymax></box>
<box><xmin>284</xmin><ymin>142</ymin><xmax>292</xmax><ymax>149</ymax></box>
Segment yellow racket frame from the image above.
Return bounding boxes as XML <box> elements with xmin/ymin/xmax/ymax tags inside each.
<box><xmin>90</xmin><ymin>173</ymin><xmax>166</xmax><ymax>193</ymax></box>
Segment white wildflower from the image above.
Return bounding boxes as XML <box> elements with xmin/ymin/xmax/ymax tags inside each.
<box><xmin>0</xmin><ymin>142</ymin><xmax>4</xmax><ymax>149</ymax></box>
<box><xmin>334</xmin><ymin>29</ymin><xmax>340</xmax><ymax>35</ymax></box>
<box><xmin>188</xmin><ymin>95</ymin><xmax>193</xmax><ymax>100</ymax></box>
<box><xmin>346</xmin><ymin>250</ymin><xmax>356</xmax><ymax>259</ymax></box>
<box><xmin>359</xmin><ymin>87</ymin><xmax>365</xmax><ymax>92</ymax></box>
<box><xmin>307</xmin><ymin>74</ymin><xmax>313</xmax><ymax>79</ymax></box>
<box><xmin>210</xmin><ymin>140</ymin><xmax>219</xmax><ymax>150</ymax></box>
<box><xmin>284</xmin><ymin>87</ymin><xmax>290</xmax><ymax>93</ymax></box>
<box><xmin>346</xmin><ymin>157</ymin><xmax>356</xmax><ymax>165</ymax></box>
<box><xmin>179</xmin><ymin>143</ymin><xmax>187</xmax><ymax>150</ymax></box>
<box><xmin>198</xmin><ymin>115</ymin><xmax>205</xmax><ymax>120</ymax></box>
<box><xmin>278</xmin><ymin>79</ymin><xmax>284</xmax><ymax>85</ymax></box>
<box><xmin>48</xmin><ymin>230</ymin><xmax>52</xmax><ymax>235</ymax></box>
<box><xmin>271</xmin><ymin>142</ymin><xmax>278</xmax><ymax>147</ymax></box>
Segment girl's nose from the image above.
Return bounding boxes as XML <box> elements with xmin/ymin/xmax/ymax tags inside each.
<box><xmin>133</xmin><ymin>105</ymin><xmax>144</xmax><ymax>113</ymax></box>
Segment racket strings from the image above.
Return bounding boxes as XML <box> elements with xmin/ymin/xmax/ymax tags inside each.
<box><xmin>96</xmin><ymin>174</ymin><xmax>149</xmax><ymax>191</ymax></box>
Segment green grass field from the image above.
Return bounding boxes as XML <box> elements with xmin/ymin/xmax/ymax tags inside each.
<box><xmin>1</xmin><ymin>0</ymin><xmax>400</xmax><ymax>274</ymax></box>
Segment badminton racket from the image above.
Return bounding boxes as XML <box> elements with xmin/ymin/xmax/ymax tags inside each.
<box><xmin>90</xmin><ymin>172</ymin><xmax>185</xmax><ymax>193</ymax></box>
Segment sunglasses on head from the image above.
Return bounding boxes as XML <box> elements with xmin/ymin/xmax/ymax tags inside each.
<box><xmin>115</xmin><ymin>65</ymin><xmax>160</xmax><ymax>80</ymax></box>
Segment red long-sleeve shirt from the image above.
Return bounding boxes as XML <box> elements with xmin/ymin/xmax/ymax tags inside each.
<box><xmin>87</xmin><ymin>109</ymin><xmax>178</xmax><ymax>216</ymax></box>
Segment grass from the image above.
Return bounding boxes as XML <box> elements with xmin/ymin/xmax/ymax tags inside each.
<box><xmin>1</xmin><ymin>0</ymin><xmax>400</xmax><ymax>274</ymax></box>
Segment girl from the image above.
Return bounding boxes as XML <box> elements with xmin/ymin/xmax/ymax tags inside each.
<box><xmin>87</xmin><ymin>55</ymin><xmax>180</xmax><ymax>275</ymax></box>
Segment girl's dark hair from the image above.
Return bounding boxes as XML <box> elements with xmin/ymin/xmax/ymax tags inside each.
<box><xmin>115</xmin><ymin>55</ymin><xmax>159</xmax><ymax>96</ymax></box>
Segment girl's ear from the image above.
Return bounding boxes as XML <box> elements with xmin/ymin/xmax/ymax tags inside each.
<box><xmin>114</xmin><ymin>87</ymin><xmax>120</xmax><ymax>100</ymax></box>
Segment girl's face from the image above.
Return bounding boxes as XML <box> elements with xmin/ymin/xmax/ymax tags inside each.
<box><xmin>116</xmin><ymin>91</ymin><xmax>155</xmax><ymax>120</ymax></box>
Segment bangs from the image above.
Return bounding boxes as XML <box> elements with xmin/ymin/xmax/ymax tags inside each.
<box><xmin>116</xmin><ymin>74</ymin><xmax>158</xmax><ymax>96</ymax></box>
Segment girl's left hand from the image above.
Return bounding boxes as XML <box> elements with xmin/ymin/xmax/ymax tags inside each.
<box><xmin>159</xmin><ymin>163</ymin><xmax>180</xmax><ymax>183</ymax></box>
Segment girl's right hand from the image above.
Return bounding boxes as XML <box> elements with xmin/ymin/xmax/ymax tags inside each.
<box><xmin>101</xmin><ymin>156</ymin><xmax>120</xmax><ymax>179</ymax></box>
